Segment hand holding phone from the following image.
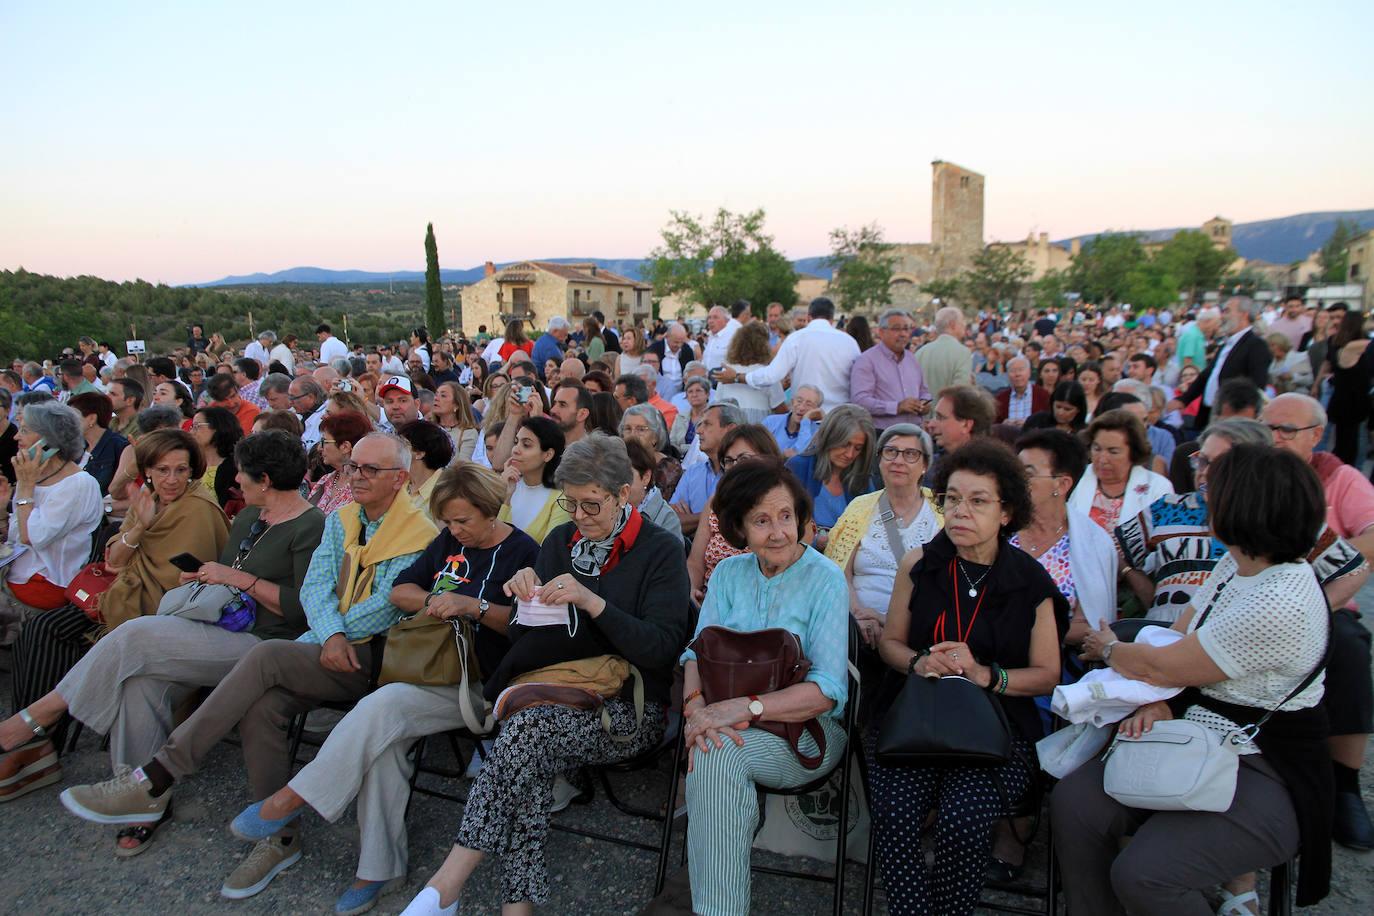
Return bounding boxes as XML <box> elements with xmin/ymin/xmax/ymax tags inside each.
<box><xmin>170</xmin><ymin>552</ymin><xmax>204</xmax><ymax>574</ymax></box>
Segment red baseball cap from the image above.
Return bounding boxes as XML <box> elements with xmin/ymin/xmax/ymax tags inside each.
<box><xmin>377</xmin><ymin>375</ymin><xmax>414</xmax><ymax>398</ymax></box>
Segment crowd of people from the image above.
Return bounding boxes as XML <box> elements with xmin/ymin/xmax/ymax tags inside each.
<box><xmin>1</xmin><ymin>292</ymin><xmax>1372</xmax><ymax>915</ymax></box>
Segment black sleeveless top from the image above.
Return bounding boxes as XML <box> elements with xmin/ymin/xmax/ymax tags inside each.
<box><xmin>895</xmin><ymin>530</ymin><xmax>1069</xmax><ymax>741</ymax></box>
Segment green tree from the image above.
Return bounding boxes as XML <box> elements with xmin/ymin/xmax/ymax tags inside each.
<box><xmin>1068</xmin><ymin>233</ymin><xmax>1148</xmax><ymax>305</ymax></box>
<box><xmin>423</xmin><ymin>222</ymin><xmax>444</xmax><ymax>335</ymax></box>
<box><xmin>1122</xmin><ymin>260</ymin><xmax>1181</xmax><ymax>311</ymax></box>
<box><xmin>1032</xmin><ymin>269</ymin><xmax>1069</xmax><ymax>311</ymax></box>
<box><xmin>920</xmin><ymin>276</ymin><xmax>963</xmax><ymax>308</ymax></box>
<box><xmin>1318</xmin><ymin>218</ymin><xmax>1362</xmax><ymax>282</ymax></box>
<box><xmin>824</xmin><ymin>223</ymin><xmax>896</xmax><ymax>312</ymax></box>
<box><xmin>962</xmin><ymin>247</ymin><xmax>1032</xmax><ymax>310</ymax></box>
<box><xmin>1154</xmin><ymin>230</ymin><xmax>1235</xmax><ymax>304</ymax></box>
<box><xmin>646</xmin><ymin>208</ymin><xmax>798</xmax><ymax>313</ymax></box>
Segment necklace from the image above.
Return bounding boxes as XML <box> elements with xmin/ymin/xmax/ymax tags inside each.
<box><xmin>36</xmin><ymin>462</ymin><xmax>69</xmax><ymax>486</ymax></box>
<box><xmin>957</xmin><ymin>558</ymin><xmax>991</xmax><ymax>597</ymax></box>
<box><xmin>1097</xmin><ymin>481</ymin><xmax>1126</xmax><ymax>500</ymax></box>
<box><xmin>1018</xmin><ymin>521</ymin><xmax>1066</xmax><ymax>557</ymax></box>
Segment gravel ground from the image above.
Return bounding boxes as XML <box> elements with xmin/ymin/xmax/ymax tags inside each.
<box><xmin>3</xmin><ymin>595</ymin><xmax>1373</xmax><ymax>915</ymax></box>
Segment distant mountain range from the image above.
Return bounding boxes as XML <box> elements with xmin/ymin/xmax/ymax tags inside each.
<box><xmin>196</xmin><ymin>209</ymin><xmax>1373</xmax><ymax>288</ymax></box>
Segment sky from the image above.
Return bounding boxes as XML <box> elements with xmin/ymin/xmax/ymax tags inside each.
<box><xmin>3</xmin><ymin>0</ymin><xmax>1372</xmax><ymax>286</ymax></box>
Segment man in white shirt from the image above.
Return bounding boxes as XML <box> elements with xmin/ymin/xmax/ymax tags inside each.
<box><xmin>715</xmin><ymin>298</ymin><xmax>859</xmax><ymax>414</ymax></box>
<box><xmin>647</xmin><ymin>323</ymin><xmax>696</xmax><ymax>399</ymax></box>
<box><xmin>243</xmin><ymin>332</ymin><xmax>272</xmax><ymax>367</ymax></box>
<box><xmin>701</xmin><ymin>305</ymin><xmax>741</xmax><ymax>372</ymax></box>
<box><xmin>287</xmin><ymin>376</ymin><xmax>327</xmax><ymax>450</ymax></box>
<box><xmin>480</xmin><ymin>335</ymin><xmax>505</xmax><ymax>365</ymax></box>
<box><xmin>269</xmin><ymin>334</ymin><xmax>295</xmax><ymax>375</ymax></box>
<box><xmin>379</xmin><ymin>345</ymin><xmax>406</xmax><ymax>375</ymax></box>
<box><xmin>316</xmin><ymin>323</ymin><xmax>348</xmax><ymax>364</ymax></box>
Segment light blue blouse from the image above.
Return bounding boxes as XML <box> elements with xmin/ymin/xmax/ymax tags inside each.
<box><xmin>681</xmin><ymin>546</ymin><xmax>849</xmax><ymax>718</ymax></box>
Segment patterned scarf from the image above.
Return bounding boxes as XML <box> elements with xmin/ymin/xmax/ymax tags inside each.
<box><xmin>569</xmin><ymin>503</ymin><xmax>641</xmax><ymax>577</ymax></box>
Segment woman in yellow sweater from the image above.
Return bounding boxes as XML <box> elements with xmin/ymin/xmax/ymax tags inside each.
<box><xmin>497</xmin><ymin>416</ymin><xmax>571</xmax><ymax>543</ymax></box>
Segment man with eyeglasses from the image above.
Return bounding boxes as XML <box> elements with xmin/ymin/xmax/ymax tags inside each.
<box><xmin>670</xmin><ymin>403</ymin><xmax>743</xmax><ymax>538</ymax></box>
<box><xmin>1262</xmin><ymin>392</ymin><xmax>1374</xmax><ymax>850</ymax></box>
<box><xmin>923</xmin><ymin>386</ymin><xmax>995</xmax><ymax>486</ymax></box>
<box><xmin>763</xmin><ymin>385</ymin><xmax>822</xmax><ymax>458</ymax></box>
<box><xmin>61</xmin><ymin>433</ymin><xmax>436</xmax><ymax>895</ymax></box>
<box><xmin>851</xmin><ymin>308</ymin><xmax>931</xmax><ymax>430</ymax></box>
<box><xmin>287</xmin><ymin>377</ymin><xmax>327</xmax><ymax>450</ymax></box>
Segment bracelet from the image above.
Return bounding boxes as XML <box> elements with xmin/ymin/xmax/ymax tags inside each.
<box><xmin>423</xmin><ymin>593</ymin><xmax>435</xmax><ymax>610</ymax></box>
<box><xmin>245</xmin><ymin>576</ymin><xmax>260</xmax><ymax>594</ymax></box>
<box><xmin>995</xmin><ymin>664</ymin><xmax>1010</xmax><ymax>695</ymax></box>
<box><xmin>119</xmin><ymin>532</ymin><xmax>140</xmax><ymax>549</ymax></box>
<box><xmin>906</xmin><ymin>648</ymin><xmax>929</xmax><ymax>675</ymax></box>
<box><xmin>682</xmin><ymin>689</ymin><xmax>703</xmax><ymax>710</ymax></box>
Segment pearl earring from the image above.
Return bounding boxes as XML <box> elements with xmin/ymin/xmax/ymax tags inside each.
<box><xmin>1052</xmin><ymin>489</ymin><xmax>1060</xmax><ymax>498</ymax></box>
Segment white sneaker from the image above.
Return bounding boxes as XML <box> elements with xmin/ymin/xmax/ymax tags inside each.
<box><xmin>399</xmin><ymin>886</ymin><xmax>458</xmax><ymax>916</ymax></box>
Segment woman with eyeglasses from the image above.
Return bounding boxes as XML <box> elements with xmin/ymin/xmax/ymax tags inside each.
<box><xmin>825</xmin><ymin>424</ymin><xmax>943</xmax><ymax>651</ymax></box>
<box><xmin>687</xmin><ymin>425</ymin><xmax>783</xmax><ymax>602</ymax></box>
<box><xmin>191</xmin><ymin>406</ymin><xmax>244</xmax><ymax>515</ymax></box>
<box><xmin>870</xmin><ymin>439</ymin><xmax>1068</xmax><ymax>916</ymax></box>
<box><xmin>2</xmin><ymin>433</ymin><xmax>241</xmax><ymax>818</ymax></box>
<box><xmin>497</xmin><ymin>416</ymin><xmax>571</xmax><ymax>543</ymax></box>
<box><xmin>399</xmin><ymin>434</ymin><xmax>690</xmax><ymax>916</ymax></box>
<box><xmin>1068</xmin><ymin>408</ymin><xmax>1174</xmax><ymax>537</ymax></box>
<box><xmin>308</xmin><ymin>410</ymin><xmax>374</xmax><ymax>515</ymax></box>
<box><xmin>784</xmin><ymin>405</ymin><xmax>877</xmax><ymax>545</ymax></box>
<box><xmin>619</xmin><ymin>402</ymin><xmax>684</xmax><ymax>502</ymax></box>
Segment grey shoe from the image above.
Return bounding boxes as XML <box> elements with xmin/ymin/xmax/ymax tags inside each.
<box><xmin>60</xmin><ymin>765</ymin><xmax>169</xmax><ymax>825</ymax></box>
<box><xmin>221</xmin><ymin>833</ymin><xmax>303</xmax><ymax>900</ymax></box>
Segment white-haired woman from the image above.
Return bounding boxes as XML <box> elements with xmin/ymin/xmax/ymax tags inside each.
<box><xmin>399</xmin><ymin>434</ymin><xmax>691</xmax><ymax>916</ymax></box>
<box><xmin>620</xmin><ymin>402</ymin><xmax>684</xmax><ymax>502</ymax></box>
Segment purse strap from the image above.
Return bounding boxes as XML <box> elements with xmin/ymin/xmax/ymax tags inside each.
<box><xmin>876</xmin><ymin>492</ymin><xmax>908</xmax><ymax>569</ymax></box>
<box><xmin>449</xmin><ymin>618</ymin><xmax>495</xmax><ymax>733</ymax></box>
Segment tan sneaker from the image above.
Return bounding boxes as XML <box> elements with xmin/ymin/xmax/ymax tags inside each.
<box><xmin>59</xmin><ymin>765</ymin><xmax>169</xmax><ymax>825</ymax></box>
<box><xmin>220</xmin><ymin>833</ymin><xmax>303</xmax><ymax>900</ymax></box>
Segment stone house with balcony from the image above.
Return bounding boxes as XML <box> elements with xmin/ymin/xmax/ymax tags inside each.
<box><xmin>459</xmin><ymin>261</ymin><xmax>652</xmax><ymax>336</ymax></box>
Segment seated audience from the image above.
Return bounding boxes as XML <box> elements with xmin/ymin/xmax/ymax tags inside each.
<box><xmin>681</xmin><ymin>456</ymin><xmax>849</xmax><ymax>914</ymax></box>
<box><xmin>784</xmin><ymin>404</ymin><xmax>877</xmax><ymax>538</ymax></box>
<box><xmin>620</xmin><ymin>403</ymin><xmax>683</xmax><ymax>504</ymax></box>
<box><xmin>498</xmin><ymin>416</ymin><xmax>570</xmax><ymax>543</ymax></box>
<box><xmin>762</xmin><ymin>384</ymin><xmax>822</xmax><ymax>458</ymax></box>
<box><xmin>688</xmin><ymin>424</ymin><xmax>783</xmax><ymax>600</ymax></box>
<box><xmin>624</xmin><ymin>437</ymin><xmax>681</xmax><ymax>540</ymax></box>
<box><xmin>1021</xmin><ymin>380</ymin><xmax>1088</xmax><ymax>434</ymax></box>
<box><xmin>398</xmin><ymin>434</ymin><xmax>690</xmax><ymax>915</ymax></box>
<box><xmin>432</xmin><ymin>380</ymin><xmax>479</xmax><ymax>463</ymax></box>
<box><xmin>870</xmin><ymin>440</ymin><xmax>1066</xmax><ymax>916</ymax></box>
<box><xmin>1068</xmin><ymin>409</ymin><xmax>1173</xmax><ymax>536</ymax></box>
<box><xmin>397</xmin><ymin>419</ymin><xmax>455</xmax><ymax>515</ymax></box>
<box><xmin>67</xmin><ymin>392</ymin><xmax>128</xmax><ymax>496</ymax></box>
<box><xmin>192</xmin><ymin>405</ymin><xmax>244</xmax><ymax>514</ymax></box>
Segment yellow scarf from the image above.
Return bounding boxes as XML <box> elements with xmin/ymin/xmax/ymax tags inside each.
<box><xmin>335</xmin><ymin>494</ymin><xmax>436</xmax><ymax>613</ymax></box>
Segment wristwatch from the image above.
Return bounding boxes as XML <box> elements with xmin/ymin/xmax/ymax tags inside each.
<box><xmin>1101</xmin><ymin>639</ymin><xmax>1120</xmax><ymax>666</ymax></box>
<box><xmin>748</xmin><ymin>695</ymin><xmax>764</xmax><ymax>722</ymax></box>
<box><xmin>14</xmin><ymin>498</ymin><xmax>33</xmax><ymax>507</ymax></box>
<box><xmin>476</xmin><ymin>597</ymin><xmax>490</xmax><ymax>621</ymax></box>
<box><xmin>907</xmin><ymin>648</ymin><xmax>929</xmax><ymax>675</ymax></box>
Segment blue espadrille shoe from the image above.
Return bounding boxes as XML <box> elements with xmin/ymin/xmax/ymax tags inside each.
<box><xmin>229</xmin><ymin>798</ymin><xmax>303</xmax><ymax>842</ymax></box>
<box><xmin>335</xmin><ymin>877</ymin><xmax>403</xmax><ymax>915</ymax></box>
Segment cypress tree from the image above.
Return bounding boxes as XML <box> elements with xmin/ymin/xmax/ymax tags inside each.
<box><xmin>424</xmin><ymin>222</ymin><xmax>444</xmax><ymax>335</ymax></box>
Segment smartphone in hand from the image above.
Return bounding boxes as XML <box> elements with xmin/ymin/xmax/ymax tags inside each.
<box><xmin>170</xmin><ymin>552</ymin><xmax>203</xmax><ymax>574</ymax></box>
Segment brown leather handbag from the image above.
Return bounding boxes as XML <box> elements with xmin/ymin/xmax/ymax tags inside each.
<box><xmin>690</xmin><ymin>625</ymin><xmax>827</xmax><ymax>769</ymax></box>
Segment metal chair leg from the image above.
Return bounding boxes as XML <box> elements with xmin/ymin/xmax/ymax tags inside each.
<box><xmin>653</xmin><ymin>727</ymin><xmax>686</xmax><ymax>896</ymax></box>
<box><xmin>831</xmin><ymin>744</ymin><xmax>853</xmax><ymax>916</ymax></box>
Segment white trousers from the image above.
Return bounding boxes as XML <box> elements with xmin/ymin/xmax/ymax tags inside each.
<box><xmin>288</xmin><ymin>682</ymin><xmax>470</xmax><ymax>881</ymax></box>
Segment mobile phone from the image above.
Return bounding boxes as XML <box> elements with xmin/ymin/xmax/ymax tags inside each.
<box><xmin>27</xmin><ymin>438</ymin><xmax>60</xmax><ymax>462</ymax></box>
<box><xmin>513</xmin><ymin>382</ymin><xmax>533</xmax><ymax>404</ymax></box>
<box><xmin>170</xmin><ymin>552</ymin><xmax>203</xmax><ymax>573</ymax></box>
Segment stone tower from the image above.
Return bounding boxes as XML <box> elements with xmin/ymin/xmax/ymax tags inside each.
<box><xmin>931</xmin><ymin>160</ymin><xmax>985</xmax><ymax>276</ymax></box>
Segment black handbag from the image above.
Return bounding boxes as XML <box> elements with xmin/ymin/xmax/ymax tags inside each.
<box><xmin>875</xmin><ymin>673</ymin><xmax>1012</xmax><ymax>767</ymax></box>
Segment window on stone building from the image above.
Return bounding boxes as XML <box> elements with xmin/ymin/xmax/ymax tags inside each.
<box><xmin>960</xmin><ymin>176</ymin><xmax>970</xmax><ymax>188</ymax></box>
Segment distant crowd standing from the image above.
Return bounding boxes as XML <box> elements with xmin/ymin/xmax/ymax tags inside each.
<box><xmin>1</xmin><ymin>294</ymin><xmax>1373</xmax><ymax>915</ymax></box>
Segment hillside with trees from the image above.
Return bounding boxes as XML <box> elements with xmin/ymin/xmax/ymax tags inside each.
<box><xmin>0</xmin><ymin>269</ymin><xmax>425</xmax><ymax>361</ymax></box>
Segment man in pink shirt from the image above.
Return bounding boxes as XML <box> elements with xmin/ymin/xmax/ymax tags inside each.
<box><xmin>1265</xmin><ymin>392</ymin><xmax>1374</xmax><ymax>850</ymax></box>
<box><xmin>850</xmin><ymin>308</ymin><xmax>930</xmax><ymax>429</ymax></box>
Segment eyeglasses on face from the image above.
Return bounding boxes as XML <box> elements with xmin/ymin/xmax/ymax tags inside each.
<box><xmin>341</xmin><ymin>461</ymin><xmax>401</xmax><ymax>480</ymax></box>
<box><xmin>555</xmin><ymin>493</ymin><xmax>615</xmax><ymax>516</ymax></box>
<box><xmin>934</xmin><ymin>492</ymin><xmax>1003</xmax><ymax>514</ymax></box>
<box><xmin>720</xmin><ymin>452</ymin><xmax>757</xmax><ymax>469</ymax></box>
<box><xmin>1266</xmin><ymin>423</ymin><xmax>1318</xmax><ymax>441</ymax></box>
<box><xmin>1188</xmin><ymin>453</ymin><xmax>1211</xmax><ymax>472</ymax></box>
<box><xmin>880</xmin><ymin>445</ymin><xmax>925</xmax><ymax>464</ymax></box>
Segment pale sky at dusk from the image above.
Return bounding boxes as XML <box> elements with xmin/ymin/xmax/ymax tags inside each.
<box><xmin>3</xmin><ymin>1</ymin><xmax>1371</xmax><ymax>286</ymax></box>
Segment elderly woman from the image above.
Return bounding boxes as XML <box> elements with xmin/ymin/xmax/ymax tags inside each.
<box><xmin>398</xmin><ymin>419</ymin><xmax>455</xmax><ymax>516</ymax></box>
<box><xmin>225</xmin><ymin>464</ymin><xmax>536</xmax><ymax>914</ymax></box>
<box><xmin>870</xmin><ymin>440</ymin><xmax>1067</xmax><ymax>916</ymax></box>
<box><xmin>1013</xmin><ymin>429</ymin><xmax>1117</xmax><ymax>643</ymax></box>
<box><xmin>624</xmin><ymin>438</ymin><xmax>681</xmax><ymax>539</ymax></box>
<box><xmin>398</xmin><ymin>434</ymin><xmax>690</xmax><ymax>916</ymax></box>
<box><xmin>669</xmin><ymin>376</ymin><xmax>713</xmax><ymax>454</ymax></box>
<box><xmin>1058</xmin><ymin>445</ymin><xmax>1335</xmax><ymax>913</ymax></box>
<box><xmin>0</xmin><ymin>432</ymin><xmax>321</xmax><ymax>845</ymax></box>
<box><xmin>1068</xmin><ymin>408</ymin><xmax>1174</xmax><ymax>536</ymax></box>
<box><xmin>1022</xmin><ymin>380</ymin><xmax>1088</xmax><ymax>434</ymax></box>
<box><xmin>67</xmin><ymin>392</ymin><xmax>129</xmax><ymax>496</ymax></box>
<box><xmin>621</xmin><ymin>402</ymin><xmax>684</xmax><ymax>501</ymax></box>
<box><xmin>825</xmin><ymin>424</ymin><xmax>942</xmax><ymax>649</ymax></box>
<box><xmin>681</xmin><ymin>456</ymin><xmax>849</xmax><ymax>915</ymax></box>
<box><xmin>715</xmin><ymin>322</ymin><xmax>785</xmax><ymax>423</ymax></box>
<box><xmin>784</xmin><ymin>404</ymin><xmax>877</xmax><ymax>537</ymax></box>
<box><xmin>498</xmin><ymin>416</ymin><xmax>570</xmax><ymax>543</ymax></box>
<box><xmin>7</xmin><ymin>428</ymin><xmax>229</xmax><ymax>755</ymax></box>
<box><xmin>0</xmin><ymin>402</ymin><xmax>104</xmax><ymax>626</ymax></box>
<box><xmin>192</xmin><ymin>405</ymin><xmax>244</xmax><ymax>513</ymax></box>
<box><xmin>308</xmin><ymin>409</ymin><xmax>374</xmax><ymax>514</ymax></box>
<box><xmin>1269</xmin><ymin>332</ymin><xmax>1314</xmax><ymax>394</ymax></box>
<box><xmin>688</xmin><ymin>424</ymin><xmax>783</xmax><ymax>601</ymax></box>
<box><xmin>433</xmin><ymin>380</ymin><xmax>480</xmax><ymax>463</ymax></box>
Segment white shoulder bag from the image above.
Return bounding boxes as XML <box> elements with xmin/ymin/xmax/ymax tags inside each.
<box><xmin>1102</xmin><ymin>579</ymin><xmax>1328</xmax><ymax>812</ymax></box>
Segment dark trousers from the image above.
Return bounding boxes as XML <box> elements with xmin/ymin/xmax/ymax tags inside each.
<box><xmin>1052</xmin><ymin>754</ymin><xmax>1298</xmax><ymax>916</ymax></box>
<box><xmin>11</xmin><ymin>603</ymin><xmax>100</xmax><ymax>748</ymax></box>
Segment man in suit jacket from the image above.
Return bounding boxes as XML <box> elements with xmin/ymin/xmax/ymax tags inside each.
<box><xmin>995</xmin><ymin>356</ymin><xmax>1050</xmax><ymax>424</ymax></box>
<box><xmin>1169</xmin><ymin>296</ymin><xmax>1271</xmax><ymax>428</ymax></box>
<box><xmin>915</xmin><ymin>306</ymin><xmax>974</xmax><ymax>396</ymax></box>
<box><xmin>646</xmin><ymin>322</ymin><xmax>698</xmax><ymax>398</ymax></box>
